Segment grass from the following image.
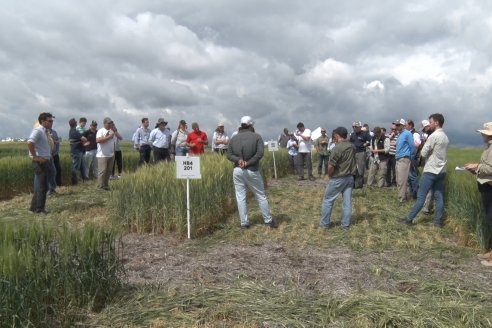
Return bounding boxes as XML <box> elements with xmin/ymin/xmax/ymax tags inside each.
<box><xmin>1</xmin><ymin>146</ymin><xmax>491</xmax><ymax>327</ymax></box>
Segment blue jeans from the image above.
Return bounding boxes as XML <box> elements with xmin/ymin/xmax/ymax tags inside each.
<box><xmin>317</xmin><ymin>154</ymin><xmax>329</xmax><ymax>175</ymax></box>
<box><xmin>320</xmin><ymin>175</ymin><xmax>354</xmax><ymax>228</ymax></box>
<box><xmin>176</xmin><ymin>146</ymin><xmax>188</xmax><ymax>156</ymax></box>
<box><xmin>48</xmin><ymin>158</ymin><xmax>57</xmax><ymax>192</ymax></box>
<box><xmin>233</xmin><ymin>167</ymin><xmax>272</xmax><ymax>226</ymax></box>
<box><xmin>407</xmin><ymin>162</ymin><xmax>419</xmax><ymax>198</ymax></box>
<box><xmin>406</xmin><ymin>172</ymin><xmax>446</xmax><ymax>225</ymax></box>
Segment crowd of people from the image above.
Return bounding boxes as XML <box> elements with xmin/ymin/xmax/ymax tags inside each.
<box><xmin>26</xmin><ymin>112</ymin><xmax>492</xmax><ymax>266</ymax></box>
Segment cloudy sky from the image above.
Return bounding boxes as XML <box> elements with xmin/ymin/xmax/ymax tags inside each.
<box><xmin>1</xmin><ymin>0</ymin><xmax>491</xmax><ymax>145</ymax></box>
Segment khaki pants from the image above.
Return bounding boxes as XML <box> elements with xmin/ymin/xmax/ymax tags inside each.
<box><xmin>367</xmin><ymin>159</ymin><xmax>388</xmax><ymax>188</ymax></box>
<box><xmin>396</xmin><ymin>157</ymin><xmax>411</xmax><ymax>202</ymax></box>
<box><xmin>97</xmin><ymin>156</ymin><xmax>115</xmax><ymax>189</ymax></box>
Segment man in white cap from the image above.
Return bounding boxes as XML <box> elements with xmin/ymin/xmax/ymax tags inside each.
<box><xmin>394</xmin><ymin>118</ymin><xmax>416</xmax><ymax>203</ymax></box>
<box><xmin>227</xmin><ymin>116</ymin><xmax>277</xmax><ymax>229</ymax></box>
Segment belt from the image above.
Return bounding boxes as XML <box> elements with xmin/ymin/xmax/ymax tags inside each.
<box><xmin>397</xmin><ymin>156</ymin><xmax>410</xmax><ymax>160</ymax></box>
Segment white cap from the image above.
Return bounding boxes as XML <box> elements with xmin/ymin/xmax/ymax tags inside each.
<box><xmin>240</xmin><ymin>116</ymin><xmax>254</xmax><ymax>126</ymax></box>
<box><xmin>421</xmin><ymin>120</ymin><xmax>430</xmax><ymax>130</ymax></box>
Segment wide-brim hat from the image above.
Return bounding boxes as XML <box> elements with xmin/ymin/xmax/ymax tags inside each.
<box><xmin>477</xmin><ymin>122</ymin><xmax>492</xmax><ymax>136</ymax></box>
<box><xmin>157</xmin><ymin>118</ymin><xmax>168</xmax><ymax>125</ymax></box>
<box><xmin>393</xmin><ymin>118</ymin><xmax>406</xmax><ymax>126</ymax></box>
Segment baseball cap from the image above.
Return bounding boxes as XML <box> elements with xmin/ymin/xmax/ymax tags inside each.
<box><xmin>393</xmin><ymin>118</ymin><xmax>406</xmax><ymax>126</ymax></box>
<box><xmin>240</xmin><ymin>116</ymin><xmax>254</xmax><ymax>126</ymax></box>
<box><xmin>103</xmin><ymin>117</ymin><xmax>113</xmax><ymax>124</ymax></box>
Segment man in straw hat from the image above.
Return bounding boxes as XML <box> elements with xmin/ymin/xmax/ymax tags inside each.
<box><xmin>465</xmin><ymin>122</ymin><xmax>492</xmax><ymax>266</ymax></box>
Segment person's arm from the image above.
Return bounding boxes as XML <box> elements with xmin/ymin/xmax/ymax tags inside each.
<box><xmin>420</xmin><ymin>134</ymin><xmax>432</xmax><ymax>159</ymax></box>
<box><xmin>27</xmin><ymin>141</ymin><xmax>47</xmax><ymax>163</ymax></box>
<box><xmin>243</xmin><ymin>136</ymin><xmax>264</xmax><ymax>168</ymax></box>
<box><xmin>202</xmin><ymin>133</ymin><xmax>208</xmax><ymax>145</ymax></box>
<box><xmin>383</xmin><ymin>137</ymin><xmax>390</xmax><ymax>153</ymax></box>
<box><xmin>477</xmin><ymin>148</ymin><xmax>492</xmax><ymax>177</ymax></box>
<box><xmin>96</xmin><ymin>130</ymin><xmax>113</xmax><ymax>143</ymax></box>
<box><xmin>226</xmin><ymin>139</ymin><xmax>240</xmax><ymax>164</ymax></box>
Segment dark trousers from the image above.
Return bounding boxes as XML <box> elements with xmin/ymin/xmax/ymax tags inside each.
<box><xmin>30</xmin><ymin>161</ymin><xmax>50</xmax><ymax>212</ymax></box>
<box><xmin>139</xmin><ymin>145</ymin><xmax>152</xmax><ymax>165</ymax></box>
<box><xmin>112</xmin><ymin>150</ymin><xmax>123</xmax><ymax>175</ymax></box>
<box><xmin>386</xmin><ymin>155</ymin><xmax>397</xmax><ymax>186</ymax></box>
<box><xmin>214</xmin><ymin>148</ymin><xmax>227</xmax><ymax>155</ymax></box>
<box><xmin>153</xmin><ymin>147</ymin><xmax>170</xmax><ymax>162</ymax></box>
<box><xmin>53</xmin><ymin>154</ymin><xmax>62</xmax><ymax>186</ymax></box>
<box><xmin>296</xmin><ymin>152</ymin><xmax>312</xmax><ymax>178</ymax></box>
<box><xmin>317</xmin><ymin>154</ymin><xmax>329</xmax><ymax>175</ymax></box>
<box><xmin>478</xmin><ymin>182</ymin><xmax>492</xmax><ymax>249</ymax></box>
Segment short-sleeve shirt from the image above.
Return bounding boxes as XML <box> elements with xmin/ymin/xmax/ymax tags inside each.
<box><xmin>96</xmin><ymin>128</ymin><xmax>115</xmax><ymax>158</ymax></box>
<box><xmin>296</xmin><ymin>129</ymin><xmax>312</xmax><ymax>153</ymax></box>
<box><xmin>28</xmin><ymin>126</ymin><xmax>51</xmax><ymax>159</ymax></box>
<box><xmin>187</xmin><ymin>130</ymin><xmax>208</xmax><ymax>154</ymax></box>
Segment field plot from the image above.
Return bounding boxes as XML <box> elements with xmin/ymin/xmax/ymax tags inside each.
<box><xmin>0</xmin><ymin>147</ymin><xmax>491</xmax><ymax>327</ymax></box>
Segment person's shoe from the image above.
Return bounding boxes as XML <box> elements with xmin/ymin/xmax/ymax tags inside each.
<box><xmin>35</xmin><ymin>209</ymin><xmax>49</xmax><ymax>215</ymax></box>
<box><xmin>308</xmin><ymin>175</ymin><xmax>316</xmax><ymax>181</ymax></box>
<box><xmin>47</xmin><ymin>190</ymin><xmax>57</xmax><ymax>196</ymax></box>
<box><xmin>399</xmin><ymin>218</ymin><xmax>412</xmax><ymax>225</ymax></box>
<box><xmin>110</xmin><ymin>175</ymin><xmax>116</xmax><ymax>180</ymax></box>
<box><xmin>481</xmin><ymin>259</ymin><xmax>492</xmax><ymax>267</ymax></box>
<box><xmin>240</xmin><ymin>224</ymin><xmax>250</xmax><ymax>230</ymax></box>
<box><xmin>422</xmin><ymin>210</ymin><xmax>431</xmax><ymax>215</ymax></box>
<box><xmin>318</xmin><ymin>223</ymin><xmax>333</xmax><ymax>230</ymax></box>
<box><xmin>298</xmin><ymin>176</ymin><xmax>305</xmax><ymax>181</ymax></box>
<box><xmin>117</xmin><ymin>175</ymin><xmax>121</xmax><ymax>179</ymax></box>
<box><xmin>433</xmin><ymin>222</ymin><xmax>443</xmax><ymax>228</ymax></box>
<box><xmin>340</xmin><ymin>226</ymin><xmax>350</xmax><ymax>231</ymax></box>
<box><xmin>265</xmin><ymin>219</ymin><xmax>278</xmax><ymax>229</ymax></box>
<box><xmin>476</xmin><ymin>250</ymin><xmax>492</xmax><ymax>260</ymax></box>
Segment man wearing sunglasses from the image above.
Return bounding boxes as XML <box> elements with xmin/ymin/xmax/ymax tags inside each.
<box><xmin>27</xmin><ymin>112</ymin><xmax>54</xmax><ymax>214</ymax></box>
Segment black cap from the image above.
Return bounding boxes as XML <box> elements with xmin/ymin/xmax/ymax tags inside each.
<box><xmin>333</xmin><ymin>126</ymin><xmax>348</xmax><ymax>138</ymax></box>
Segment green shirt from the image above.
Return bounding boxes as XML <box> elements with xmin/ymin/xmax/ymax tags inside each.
<box><xmin>315</xmin><ymin>135</ymin><xmax>330</xmax><ymax>156</ymax></box>
<box><xmin>329</xmin><ymin>140</ymin><xmax>356</xmax><ymax>178</ymax></box>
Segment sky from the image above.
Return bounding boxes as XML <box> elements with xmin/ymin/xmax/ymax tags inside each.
<box><xmin>1</xmin><ymin>0</ymin><xmax>491</xmax><ymax>145</ymax></box>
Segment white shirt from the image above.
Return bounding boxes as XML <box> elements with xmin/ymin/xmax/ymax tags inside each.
<box><xmin>96</xmin><ymin>128</ymin><xmax>115</xmax><ymax>158</ymax></box>
<box><xmin>296</xmin><ymin>128</ymin><xmax>312</xmax><ymax>153</ymax></box>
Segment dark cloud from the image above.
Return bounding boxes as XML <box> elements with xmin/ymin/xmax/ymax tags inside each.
<box><xmin>0</xmin><ymin>0</ymin><xmax>491</xmax><ymax>146</ymax></box>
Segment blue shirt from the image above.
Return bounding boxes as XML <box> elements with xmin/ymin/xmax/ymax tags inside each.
<box><xmin>149</xmin><ymin>127</ymin><xmax>171</xmax><ymax>148</ymax></box>
<box><xmin>395</xmin><ymin>129</ymin><xmax>416</xmax><ymax>160</ymax></box>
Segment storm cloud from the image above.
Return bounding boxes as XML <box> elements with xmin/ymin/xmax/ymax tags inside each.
<box><xmin>1</xmin><ymin>0</ymin><xmax>491</xmax><ymax>145</ymax></box>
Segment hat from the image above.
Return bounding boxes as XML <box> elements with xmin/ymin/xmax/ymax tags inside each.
<box><xmin>157</xmin><ymin>118</ymin><xmax>168</xmax><ymax>125</ymax></box>
<box><xmin>421</xmin><ymin>120</ymin><xmax>430</xmax><ymax>130</ymax></box>
<box><xmin>218</xmin><ymin>121</ymin><xmax>225</xmax><ymax>127</ymax></box>
<box><xmin>240</xmin><ymin>116</ymin><xmax>254</xmax><ymax>126</ymax></box>
<box><xmin>393</xmin><ymin>118</ymin><xmax>406</xmax><ymax>126</ymax></box>
<box><xmin>103</xmin><ymin>117</ymin><xmax>113</xmax><ymax>124</ymax></box>
<box><xmin>352</xmin><ymin>121</ymin><xmax>362</xmax><ymax>127</ymax></box>
<box><xmin>333</xmin><ymin>126</ymin><xmax>348</xmax><ymax>138</ymax></box>
<box><xmin>90</xmin><ymin>120</ymin><xmax>98</xmax><ymax>126</ymax></box>
<box><xmin>477</xmin><ymin>122</ymin><xmax>492</xmax><ymax>136</ymax></box>
<box><xmin>179</xmin><ymin>119</ymin><xmax>187</xmax><ymax>125</ymax></box>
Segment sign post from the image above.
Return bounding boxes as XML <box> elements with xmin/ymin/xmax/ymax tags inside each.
<box><xmin>175</xmin><ymin>155</ymin><xmax>201</xmax><ymax>239</ymax></box>
<box><xmin>267</xmin><ymin>140</ymin><xmax>279</xmax><ymax>180</ymax></box>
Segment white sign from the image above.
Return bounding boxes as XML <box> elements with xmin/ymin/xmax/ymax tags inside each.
<box><xmin>268</xmin><ymin>140</ymin><xmax>279</xmax><ymax>152</ymax></box>
<box><xmin>176</xmin><ymin>156</ymin><xmax>201</xmax><ymax>179</ymax></box>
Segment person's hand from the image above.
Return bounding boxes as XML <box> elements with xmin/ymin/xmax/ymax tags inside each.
<box><xmin>464</xmin><ymin>163</ymin><xmax>478</xmax><ymax>173</ymax></box>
